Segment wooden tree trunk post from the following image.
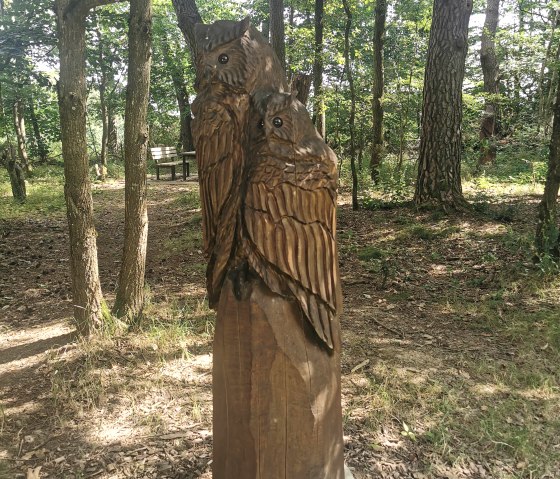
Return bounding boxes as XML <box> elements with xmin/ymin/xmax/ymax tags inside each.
<box><xmin>414</xmin><ymin>0</ymin><xmax>473</xmax><ymax>209</ymax></box>
<box><xmin>13</xmin><ymin>99</ymin><xmax>32</xmax><ymax>175</ymax></box>
<box><xmin>192</xmin><ymin>19</ymin><xmax>345</xmax><ymax>479</ymax></box>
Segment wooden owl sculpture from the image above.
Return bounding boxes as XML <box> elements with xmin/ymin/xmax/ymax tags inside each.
<box><xmin>242</xmin><ymin>92</ymin><xmax>343</xmax><ymax>350</ymax></box>
<box><xmin>192</xmin><ymin>18</ymin><xmax>287</xmax><ymax>308</ymax></box>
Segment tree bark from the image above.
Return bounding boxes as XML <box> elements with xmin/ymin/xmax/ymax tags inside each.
<box><xmin>313</xmin><ymin>0</ymin><xmax>325</xmax><ymax>138</ymax></box>
<box><xmin>414</xmin><ymin>0</ymin><xmax>473</xmax><ymax>209</ymax></box>
<box><xmin>342</xmin><ymin>0</ymin><xmax>358</xmax><ymax>210</ymax></box>
<box><xmin>478</xmin><ymin>0</ymin><xmax>501</xmax><ymax>165</ymax></box>
<box><xmin>55</xmin><ymin>0</ymin><xmax>111</xmax><ymax>336</ymax></box>
<box><xmin>13</xmin><ymin>99</ymin><xmax>32</xmax><ymax>175</ymax></box>
<box><xmin>535</xmin><ymin>79</ymin><xmax>560</xmax><ymax>259</ymax></box>
<box><xmin>370</xmin><ymin>0</ymin><xmax>386</xmax><ymax>183</ymax></box>
<box><xmin>113</xmin><ymin>0</ymin><xmax>152</xmax><ymax>320</ymax></box>
<box><xmin>269</xmin><ymin>0</ymin><xmax>286</xmax><ymax>71</ymax></box>
<box><xmin>537</xmin><ymin>9</ymin><xmax>560</xmax><ymax>133</ymax></box>
<box><xmin>171</xmin><ymin>0</ymin><xmax>202</xmax><ymax>65</ymax></box>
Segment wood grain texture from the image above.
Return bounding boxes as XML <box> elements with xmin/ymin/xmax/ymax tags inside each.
<box><xmin>243</xmin><ymin>92</ymin><xmax>342</xmax><ymax>349</ymax></box>
<box><xmin>213</xmin><ymin>276</ymin><xmax>345</xmax><ymax>479</ymax></box>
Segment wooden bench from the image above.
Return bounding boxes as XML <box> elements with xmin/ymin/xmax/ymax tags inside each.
<box><xmin>150</xmin><ymin>146</ymin><xmax>195</xmax><ymax>181</ymax></box>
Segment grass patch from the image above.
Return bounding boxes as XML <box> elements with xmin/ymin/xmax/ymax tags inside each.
<box><xmin>0</xmin><ymin>166</ymin><xmax>65</xmax><ymax>220</ymax></box>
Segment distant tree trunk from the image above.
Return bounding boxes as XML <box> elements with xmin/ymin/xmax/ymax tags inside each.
<box><xmin>290</xmin><ymin>73</ymin><xmax>312</xmax><ymax>105</ymax></box>
<box><xmin>414</xmin><ymin>0</ymin><xmax>472</xmax><ymax>209</ymax></box>
<box><xmin>96</xmin><ymin>25</ymin><xmax>108</xmax><ymax>180</ymax></box>
<box><xmin>370</xmin><ymin>0</ymin><xmax>386</xmax><ymax>184</ymax></box>
<box><xmin>55</xmin><ymin>0</ymin><xmax>122</xmax><ymax>336</ymax></box>
<box><xmin>537</xmin><ymin>9</ymin><xmax>560</xmax><ymax>134</ymax></box>
<box><xmin>313</xmin><ymin>0</ymin><xmax>325</xmax><ymax>138</ymax></box>
<box><xmin>479</xmin><ymin>0</ymin><xmax>501</xmax><ymax>165</ymax></box>
<box><xmin>162</xmin><ymin>40</ymin><xmax>194</xmax><ymax>151</ymax></box>
<box><xmin>113</xmin><ymin>0</ymin><xmax>152</xmax><ymax>320</ymax></box>
<box><xmin>107</xmin><ymin>107</ymin><xmax>118</xmax><ymax>158</ymax></box>
<box><xmin>171</xmin><ymin>0</ymin><xmax>202</xmax><ymax>64</ymax></box>
<box><xmin>29</xmin><ymin>95</ymin><xmax>49</xmax><ymax>163</ymax></box>
<box><xmin>342</xmin><ymin>0</ymin><xmax>358</xmax><ymax>210</ymax></box>
<box><xmin>269</xmin><ymin>0</ymin><xmax>286</xmax><ymax>70</ymax></box>
<box><xmin>12</xmin><ymin>99</ymin><xmax>32</xmax><ymax>175</ymax></box>
<box><xmin>535</xmin><ymin>81</ymin><xmax>560</xmax><ymax>259</ymax></box>
<box><xmin>1</xmin><ymin>144</ymin><xmax>26</xmax><ymax>202</ymax></box>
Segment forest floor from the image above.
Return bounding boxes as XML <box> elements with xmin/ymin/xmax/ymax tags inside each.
<box><xmin>1</xmin><ymin>167</ymin><xmax>559</xmax><ymax>479</ymax></box>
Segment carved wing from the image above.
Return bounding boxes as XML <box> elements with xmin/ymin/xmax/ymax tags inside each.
<box><xmin>242</xmin><ymin>152</ymin><xmax>341</xmax><ymax>349</ymax></box>
<box><xmin>192</xmin><ymin>89</ymin><xmax>249</xmax><ymax>307</ymax></box>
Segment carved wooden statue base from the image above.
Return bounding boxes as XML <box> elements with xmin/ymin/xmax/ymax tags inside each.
<box><xmin>213</xmin><ymin>276</ymin><xmax>345</xmax><ymax>479</ymax></box>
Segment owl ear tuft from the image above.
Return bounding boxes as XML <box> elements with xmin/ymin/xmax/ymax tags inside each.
<box><xmin>239</xmin><ymin>17</ymin><xmax>251</xmax><ymax>35</ymax></box>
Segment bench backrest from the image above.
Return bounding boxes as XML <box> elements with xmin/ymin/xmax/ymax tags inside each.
<box><xmin>150</xmin><ymin>146</ymin><xmax>177</xmax><ymax>163</ymax></box>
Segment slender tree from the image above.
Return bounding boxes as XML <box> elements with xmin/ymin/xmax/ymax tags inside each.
<box><xmin>479</xmin><ymin>0</ymin><xmax>501</xmax><ymax>165</ymax></box>
<box><xmin>55</xmin><ymin>0</ymin><xmax>123</xmax><ymax>336</ymax></box>
<box><xmin>370</xmin><ymin>0</ymin><xmax>386</xmax><ymax>183</ymax></box>
<box><xmin>342</xmin><ymin>0</ymin><xmax>358</xmax><ymax>210</ymax></box>
<box><xmin>113</xmin><ymin>0</ymin><xmax>152</xmax><ymax>319</ymax></box>
<box><xmin>313</xmin><ymin>0</ymin><xmax>325</xmax><ymax>138</ymax></box>
<box><xmin>414</xmin><ymin>0</ymin><xmax>473</xmax><ymax>209</ymax></box>
<box><xmin>535</xmin><ymin>80</ymin><xmax>560</xmax><ymax>259</ymax></box>
<box><xmin>12</xmin><ymin>98</ymin><xmax>32</xmax><ymax>174</ymax></box>
<box><xmin>269</xmin><ymin>0</ymin><xmax>286</xmax><ymax>70</ymax></box>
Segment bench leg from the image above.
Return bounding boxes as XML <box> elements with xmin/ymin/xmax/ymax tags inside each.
<box><xmin>186</xmin><ymin>162</ymin><xmax>190</xmax><ymax>178</ymax></box>
<box><xmin>171</xmin><ymin>165</ymin><xmax>176</xmax><ymax>181</ymax></box>
<box><xmin>156</xmin><ymin>166</ymin><xmax>160</xmax><ymax>180</ymax></box>
<box><xmin>183</xmin><ymin>161</ymin><xmax>187</xmax><ymax>181</ymax></box>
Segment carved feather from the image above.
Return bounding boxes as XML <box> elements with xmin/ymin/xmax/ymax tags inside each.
<box><xmin>243</xmin><ymin>93</ymin><xmax>342</xmax><ymax>349</ymax></box>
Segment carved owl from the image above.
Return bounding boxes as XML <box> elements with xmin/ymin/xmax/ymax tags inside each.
<box><xmin>242</xmin><ymin>92</ymin><xmax>342</xmax><ymax>349</ymax></box>
<box><xmin>192</xmin><ymin>18</ymin><xmax>287</xmax><ymax>308</ymax></box>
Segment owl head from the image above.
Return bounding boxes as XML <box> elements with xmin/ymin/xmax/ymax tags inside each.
<box><xmin>253</xmin><ymin>92</ymin><xmax>331</xmax><ymax>160</ymax></box>
<box><xmin>194</xmin><ymin>18</ymin><xmax>287</xmax><ymax>94</ymax></box>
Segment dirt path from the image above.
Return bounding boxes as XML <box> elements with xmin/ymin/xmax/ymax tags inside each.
<box><xmin>1</xmin><ymin>180</ymin><xmax>558</xmax><ymax>478</ymax></box>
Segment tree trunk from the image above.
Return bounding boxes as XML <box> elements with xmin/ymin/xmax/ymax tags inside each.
<box><xmin>13</xmin><ymin>99</ymin><xmax>32</xmax><ymax>175</ymax></box>
<box><xmin>313</xmin><ymin>0</ymin><xmax>325</xmax><ymax>138</ymax></box>
<box><xmin>290</xmin><ymin>73</ymin><xmax>312</xmax><ymax>106</ymax></box>
<box><xmin>535</xmin><ymin>80</ymin><xmax>560</xmax><ymax>259</ymax></box>
<box><xmin>478</xmin><ymin>0</ymin><xmax>501</xmax><ymax>165</ymax></box>
<box><xmin>55</xmin><ymin>0</ymin><xmax>109</xmax><ymax>336</ymax></box>
<box><xmin>342</xmin><ymin>0</ymin><xmax>358</xmax><ymax>210</ymax></box>
<box><xmin>113</xmin><ymin>0</ymin><xmax>152</xmax><ymax>320</ymax></box>
<box><xmin>29</xmin><ymin>95</ymin><xmax>49</xmax><ymax>163</ymax></box>
<box><xmin>414</xmin><ymin>0</ymin><xmax>472</xmax><ymax>209</ymax></box>
<box><xmin>96</xmin><ymin>25</ymin><xmax>109</xmax><ymax>180</ymax></box>
<box><xmin>171</xmin><ymin>0</ymin><xmax>202</xmax><ymax>65</ymax></box>
<box><xmin>537</xmin><ymin>9</ymin><xmax>560</xmax><ymax>133</ymax></box>
<box><xmin>107</xmin><ymin>107</ymin><xmax>118</xmax><ymax>158</ymax></box>
<box><xmin>162</xmin><ymin>40</ymin><xmax>194</xmax><ymax>151</ymax></box>
<box><xmin>1</xmin><ymin>144</ymin><xmax>26</xmax><ymax>202</ymax></box>
<box><xmin>370</xmin><ymin>0</ymin><xmax>386</xmax><ymax>183</ymax></box>
<box><xmin>269</xmin><ymin>0</ymin><xmax>286</xmax><ymax>71</ymax></box>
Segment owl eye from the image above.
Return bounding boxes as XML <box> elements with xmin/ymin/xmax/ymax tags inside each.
<box><xmin>258</xmin><ymin>119</ymin><xmax>264</xmax><ymax>129</ymax></box>
<box><xmin>218</xmin><ymin>53</ymin><xmax>229</xmax><ymax>64</ymax></box>
<box><xmin>272</xmin><ymin>117</ymin><xmax>283</xmax><ymax>128</ymax></box>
